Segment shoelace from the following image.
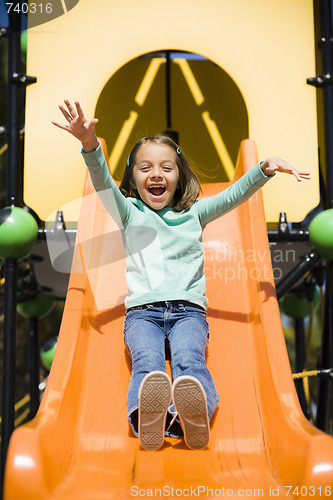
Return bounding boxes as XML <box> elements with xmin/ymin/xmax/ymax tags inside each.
<box><xmin>166</xmin><ymin>405</ymin><xmax>178</xmax><ymax>431</ymax></box>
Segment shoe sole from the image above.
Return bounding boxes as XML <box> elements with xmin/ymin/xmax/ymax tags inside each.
<box><xmin>138</xmin><ymin>371</ymin><xmax>171</xmax><ymax>451</ymax></box>
<box><xmin>172</xmin><ymin>375</ymin><xmax>210</xmax><ymax>450</ymax></box>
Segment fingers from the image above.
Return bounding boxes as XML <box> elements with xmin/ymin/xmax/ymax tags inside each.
<box><xmin>53</xmin><ymin>100</ymin><xmax>99</xmax><ymax>145</ymax></box>
<box><xmin>297</xmin><ymin>170</ymin><xmax>311</xmax><ymax>178</ymax></box>
<box><xmin>75</xmin><ymin>100</ymin><xmax>85</xmax><ymax>119</ymax></box>
<box><xmin>88</xmin><ymin>118</ymin><xmax>99</xmax><ymax>130</ymax></box>
<box><xmin>58</xmin><ymin>99</ymin><xmax>80</xmax><ymax>124</ymax></box>
<box><xmin>52</xmin><ymin>120</ymin><xmax>69</xmax><ymax>131</ymax></box>
<box><xmin>264</xmin><ymin>158</ymin><xmax>311</xmax><ymax>182</ymax></box>
<box><xmin>64</xmin><ymin>99</ymin><xmax>78</xmax><ymax>119</ymax></box>
<box><xmin>58</xmin><ymin>104</ymin><xmax>73</xmax><ymax>124</ymax></box>
<box><xmin>289</xmin><ymin>168</ymin><xmax>311</xmax><ymax>182</ymax></box>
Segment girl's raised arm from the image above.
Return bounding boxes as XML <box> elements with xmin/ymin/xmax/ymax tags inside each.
<box><xmin>53</xmin><ymin>99</ymin><xmax>133</xmax><ymax>226</ymax></box>
<box><xmin>52</xmin><ymin>99</ymin><xmax>99</xmax><ymax>152</ymax></box>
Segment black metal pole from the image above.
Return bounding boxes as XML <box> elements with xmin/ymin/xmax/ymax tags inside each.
<box><xmin>316</xmin><ymin>263</ymin><xmax>333</xmax><ymax>432</ymax></box>
<box><xmin>267</xmin><ymin>229</ymin><xmax>309</xmax><ymax>242</ymax></box>
<box><xmin>311</xmin><ymin>0</ymin><xmax>333</xmax><ymax>434</ymax></box>
<box><xmin>276</xmin><ymin>251</ymin><xmax>320</xmax><ymax>300</ymax></box>
<box><xmin>1</xmin><ymin>260</ymin><xmax>18</xmax><ymax>482</ymax></box>
<box><xmin>319</xmin><ymin>0</ymin><xmax>333</xmax><ymax>210</ymax></box>
<box><xmin>1</xmin><ymin>2</ymin><xmax>22</xmax><ymax>486</ymax></box>
<box><xmin>294</xmin><ymin>318</ymin><xmax>311</xmax><ymax>419</ymax></box>
<box><xmin>165</xmin><ymin>51</ymin><xmax>172</xmax><ymax>130</ymax></box>
<box><xmin>27</xmin><ymin>317</ymin><xmax>40</xmax><ymax>420</ymax></box>
<box><xmin>6</xmin><ymin>6</ymin><xmax>22</xmax><ymax>207</ymax></box>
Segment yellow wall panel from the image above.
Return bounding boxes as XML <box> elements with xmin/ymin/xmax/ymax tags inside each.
<box><xmin>24</xmin><ymin>0</ymin><xmax>318</xmax><ymax>222</ymax></box>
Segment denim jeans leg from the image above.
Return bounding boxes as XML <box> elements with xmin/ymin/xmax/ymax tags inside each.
<box><xmin>123</xmin><ymin>308</ymin><xmax>166</xmax><ymax>436</ymax></box>
<box><xmin>168</xmin><ymin>307</ymin><xmax>220</xmax><ymax>420</ymax></box>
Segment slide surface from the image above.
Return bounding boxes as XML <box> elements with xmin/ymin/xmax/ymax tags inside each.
<box><xmin>4</xmin><ymin>140</ymin><xmax>333</xmax><ymax>499</ymax></box>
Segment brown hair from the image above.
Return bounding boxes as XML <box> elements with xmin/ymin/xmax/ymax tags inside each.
<box><xmin>119</xmin><ymin>134</ymin><xmax>202</xmax><ymax>211</ymax></box>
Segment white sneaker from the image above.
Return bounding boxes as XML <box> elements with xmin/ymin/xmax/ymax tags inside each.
<box><xmin>172</xmin><ymin>375</ymin><xmax>210</xmax><ymax>450</ymax></box>
<box><xmin>138</xmin><ymin>371</ymin><xmax>171</xmax><ymax>450</ymax></box>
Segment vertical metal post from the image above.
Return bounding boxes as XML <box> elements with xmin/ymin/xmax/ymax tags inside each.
<box><xmin>319</xmin><ymin>0</ymin><xmax>333</xmax><ymax>210</ymax></box>
<box><xmin>6</xmin><ymin>6</ymin><xmax>22</xmax><ymax>208</ymax></box>
<box><xmin>1</xmin><ymin>2</ymin><xmax>22</xmax><ymax>485</ymax></box>
<box><xmin>312</xmin><ymin>0</ymin><xmax>333</xmax><ymax>433</ymax></box>
<box><xmin>1</xmin><ymin>260</ymin><xmax>18</xmax><ymax>482</ymax></box>
<box><xmin>316</xmin><ymin>264</ymin><xmax>333</xmax><ymax>432</ymax></box>
<box><xmin>294</xmin><ymin>318</ymin><xmax>311</xmax><ymax>419</ymax></box>
<box><xmin>165</xmin><ymin>51</ymin><xmax>172</xmax><ymax>131</ymax></box>
<box><xmin>27</xmin><ymin>317</ymin><xmax>40</xmax><ymax>420</ymax></box>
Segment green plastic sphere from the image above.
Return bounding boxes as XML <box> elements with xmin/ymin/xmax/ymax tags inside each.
<box><xmin>0</xmin><ymin>206</ymin><xmax>38</xmax><ymax>259</ymax></box>
<box><xmin>279</xmin><ymin>287</ymin><xmax>320</xmax><ymax>319</ymax></box>
<box><xmin>40</xmin><ymin>337</ymin><xmax>58</xmax><ymax>371</ymax></box>
<box><xmin>21</xmin><ymin>30</ymin><xmax>27</xmax><ymax>56</ymax></box>
<box><xmin>309</xmin><ymin>209</ymin><xmax>333</xmax><ymax>261</ymax></box>
<box><xmin>17</xmin><ymin>293</ymin><xmax>56</xmax><ymax>318</ymax></box>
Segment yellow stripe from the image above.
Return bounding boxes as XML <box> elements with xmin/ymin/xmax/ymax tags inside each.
<box><xmin>108</xmin><ymin>111</ymin><xmax>138</xmax><ymax>174</ymax></box>
<box><xmin>14</xmin><ymin>409</ymin><xmax>30</xmax><ymax>427</ymax></box>
<box><xmin>135</xmin><ymin>58</ymin><xmax>165</xmax><ymax>106</ymax></box>
<box><xmin>60</xmin><ymin>0</ymin><xmax>67</xmax><ymax>13</ymax></box>
<box><xmin>0</xmin><ymin>143</ymin><xmax>7</xmax><ymax>156</ymax></box>
<box><xmin>174</xmin><ymin>58</ymin><xmax>204</xmax><ymax>106</ymax></box>
<box><xmin>201</xmin><ymin>111</ymin><xmax>234</xmax><ymax>180</ymax></box>
<box><xmin>15</xmin><ymin>394</ymin><xmax>30</xmax><ymax>411</ymax></box>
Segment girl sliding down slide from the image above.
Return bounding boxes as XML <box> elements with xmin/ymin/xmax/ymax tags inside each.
<box><xmin>53</xmin><ymin>100</ymin><xmax>310</xmax><ymax>450</ymax></box>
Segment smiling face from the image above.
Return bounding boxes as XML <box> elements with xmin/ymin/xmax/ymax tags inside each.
<box><xmin>131</xmin><ymin>142</ymin><xmax>180</xmax><ymax>210</ymax></box>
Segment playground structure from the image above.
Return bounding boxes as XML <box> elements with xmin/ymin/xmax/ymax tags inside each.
<box><xmin>3</xmin><ymin>139</ymin><xmax>333</xmax><ymax>498</ymax></box>
<box><xmin>1</xmin><ymin>0</ymin><xmax>333</xmax><ymax>497</ymax></box>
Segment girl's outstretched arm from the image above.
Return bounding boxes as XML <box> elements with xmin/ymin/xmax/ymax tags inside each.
<box><xmin>52</xmin><ymin>99</ymin><xmax>99</xmax><ymax>152</ymax></box>
<box><xmin>260</xmin><ymin>157</ymin><xmax>311</xmax><ymax>182</ymax></box>
<box><xmin>198</xmin><ymin>157</ymin><xmax>310</xmax><ymax>227</ymax></box>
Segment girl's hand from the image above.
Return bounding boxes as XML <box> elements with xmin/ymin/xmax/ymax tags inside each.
<box><xmin>52</xmin><ymin>100</ymin><xmax>99</xmax><ymax>152</ymax></box>
<box><xmin>260</xmin><ymin>157</ymin><xmax>311</xmax><ymax>182</ymax></box>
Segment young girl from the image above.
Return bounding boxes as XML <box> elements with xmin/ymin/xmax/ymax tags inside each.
<box><xmin>53</xmin><ymin>100</ymin><xmax>310</xmax><ymax>451</ymax></box>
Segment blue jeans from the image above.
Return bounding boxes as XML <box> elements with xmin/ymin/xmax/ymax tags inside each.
<box><xmin>123</xmin><ymin>300</ymin><xmax>220</xmax><ymax>437</ymax></box>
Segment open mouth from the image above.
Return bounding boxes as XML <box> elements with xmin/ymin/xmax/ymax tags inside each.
<box><xmin>148</xmin><ymin>186</ymin><xmax>166</xmax><ymax>197</ymax></box>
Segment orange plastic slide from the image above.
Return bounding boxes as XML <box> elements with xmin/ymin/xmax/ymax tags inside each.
<box><xmin>4</xmin><ymin>139</ymin><xmax>333</xmax><ymax>499</ymax></box>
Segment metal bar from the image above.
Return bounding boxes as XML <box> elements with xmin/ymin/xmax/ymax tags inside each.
<box><xmin>314</xmin><ymin>0</ymin><xmax>333</xmax><ymax>435</ymax></box>
<box><xmin>37</xmin><ymin>228</ymin><xmax>77</xmax><ymax>241</ymax></box>
<box><xmin>27</xmin><ymin>317</ymin><xmax>40</xmax><ymax>420</ymax></box>
<box><xmin>1</xmin><ymin>2</ymin><xmax>22</xmax><ymax>486</ymax></box>
<box><xmin>319</xmin><ymin>0</ymin><xmax>333</xmax><ymax>210</ymax></box>
<box><xmin>276</xmin><ymin>251</ymin><xmax>320</xmax><ymax>300</ymax></box>
<box><xmin>165</xmin><ymin>51</ymin><xmax>172</xmax><ymax>130</ymax></box>
<box><xmin>6</xmin><ymin>3</ymin><xmax>22</xmax><ymax>207</ymax></box>
<box><xmin>316</xmin><ymin>262</ymin><xmax>333</xmax><ymax>432</ymax></box>
<box><xmin>1</xmin><ymin>259</ymin><xmax>18</xmax><ymax>482</ymax></box>
<box><xmin>267</xmin><ymin>229</ymin><xmax>309</xmax><ymax>242</ymax></box>
<box><xmin>294</xmin><ymin>318</ymin><xmax>311</xmax><ymax>419</ymax></box>
<box><xmin>329</xmin><ymin>263</ymin><xmax>333</xmax><ymax>431</ymax></box>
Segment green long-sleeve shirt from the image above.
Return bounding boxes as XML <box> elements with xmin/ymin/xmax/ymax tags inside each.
<box><xmin>81</xmin><ymin>142</ymin><xmax>274</xmax><ymax>310</ymax></box>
